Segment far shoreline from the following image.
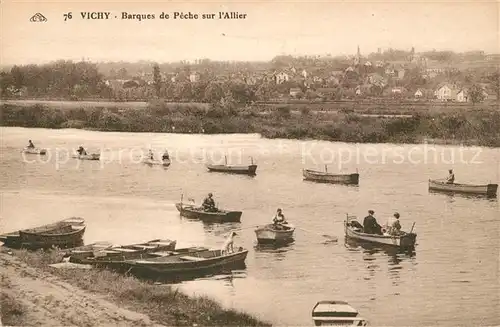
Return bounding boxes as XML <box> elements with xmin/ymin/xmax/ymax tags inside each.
<box><xmin>2</xmin><ymin>125</ymin><xmax>494</xmax><ymax>149</ymax></box>
<box><xmin>1</xmin><ymin>101</ymin><xmax>500</xmax><ymax>148</ymax></box>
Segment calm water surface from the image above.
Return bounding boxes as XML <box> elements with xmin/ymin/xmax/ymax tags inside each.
<box><xmin>1</xmin><ymin>127</ymin><xmax>499</xmax><ymax>326</ymax></box>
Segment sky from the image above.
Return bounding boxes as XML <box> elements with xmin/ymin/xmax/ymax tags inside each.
<box><xmin>1</xmin><ymin>0</ymin><xmax>499</xmax><ymax>65</ymax></box>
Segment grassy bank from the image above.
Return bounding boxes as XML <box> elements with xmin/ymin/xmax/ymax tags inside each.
<box><xmin>3</xmin><ymin>248</ymin><xmax>270</xmax><ymax>326</ymax></box>
<box><xmin>1</xmin><ymin>276</ymin><xmax>29</xmax><ymax>326</ymax></box>
<box><xmin>1</xmin><ymin>101</ymin><xmax>500</xmax><ymax>147</ymax></box>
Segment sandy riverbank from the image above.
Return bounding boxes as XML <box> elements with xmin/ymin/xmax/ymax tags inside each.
<box><xmin>0</xmin><ymin>251</ymin><xmax>163</xmax><ymax>327</ymax></box>
<box><xmin>0</xmin><ymin>249</ymin><xmax>269</xmax><ymax>327</ymax></box>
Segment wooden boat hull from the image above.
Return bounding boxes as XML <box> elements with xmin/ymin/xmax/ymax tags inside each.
<box><xmin>128</xmin><ymin>249</ymin><xmax>248</xmax><ymax>276</ymax></box>
<box><xmin>72</xmin><ymin>153</ymin><xmax>100</xmax><ymax>160</ymax></box>
<box><xmin>62</xmin><ymin>241</ymin><xmax>114</xmax><ymax>259</ymax></box>
<box><xmin>303</xmin><ymin>169</ymin><xmax>359</xmax><ymax>185</ymax></box>
<box><xmin>22</xmin><ymin>147</ymin><xmax>47</xmax><ymax>155</ymax></box>
<box><xmin>69</xmin><ymin>239</ymin><xmax>177</xmax><ymax>264</ymax></box>
<box><xmin>255</xmin><ymin>224</ymin><xmax>295</xmax><ymax>244</ymax></box>
<box><xmin>206</xmin><ymin>164</ymin><xmax>257</xmax><ymax>175</ymax></box>
<box><xmin>143</xmin><ymin>158</ymin><xmax>171</xmax><ymax>167</ymax></box>
<box><xmin>1</xmin><ymin>217</ymin><xmax>86</xmax><ymax>249</ymax></box>
<box><xmin>344</xmin><ymin>219</ymin><xmax>416</xmax><ymax>249</ymax></box>
<box><xmin>428</xmin><ymin>179</ymin><xmax>498</xmax><ymax>197</ymax></box>
<box><xmin>312</xmin><ymin>301</ymin><xmax>367</xmax><ymax>326</ymax></box>
<box><xmin>91</xmin><ymin>246</ymin><xmax>209</xmax><ymax>272</ymax></box>
<box><xmin>175</xmin><ymin>203</ymin><xmax>242</xmax><ymax>223</ymax></box>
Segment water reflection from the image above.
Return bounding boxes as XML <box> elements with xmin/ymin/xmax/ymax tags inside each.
<box><xmin>202</xmin><ymin>222</ymin><xmax>243</xmax><ymax>236</ymax></box>
<box><xmin>254</xmin><ymin>241</ymin><xmax>295</xmax><ymax>253</ymax></box>
<box><xmin>302</xmin><ymin>180</ymin><xmax>360</xmax><ymax>190</ymax></box>
<box><xmin>344</xmin><ymin>237</ymin><xmax>416</xmax><ymax>285</ymax></box>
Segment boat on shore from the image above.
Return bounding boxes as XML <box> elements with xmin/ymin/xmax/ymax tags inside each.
<box><xmin>303</xmin><ymin>166</ymin><xmax>359</xmax><ymax>185</ymax></box>
<box><xmin>175</xmin><ymin>202</ymin><xmax>242</xmax><ymax>223</ymax></box>
<box><xmin>68</xmin><ymin>239</ymin><xmax>177</xmax><ymax>264</ymax></box>
<box><xmin>0</xmin><ymin>217</ymin><xmax>86</xmax><ymax>250</ymax></box>
<box><xmin>428</xmin><ymin>179</ymin><xmax>498</xmax><ymax>197</ymax></box>
<box><xmin>22</xmin><ymin>147</ymin><xmax>47</xmax><ymax>155</ymax></box>
<box><xmin>254</xmin><ymin>223</ymin><xmax>295</xmax><ymax>244</ymax></box>
<box><xmin>72</xmin><ymin>153</ymin><xmax>100</xmax><ymax>161</ymax></box>
<box><xmin>206</xmin><ymin>157</ymin><xmax>257</xmax><ymax>175</ymax></box>
<box><xmin>312</xmin><ymin>301</ymin><xmax>367</xmax><ymax>326</ymax></box>
<box><xmin>142</xmin><ymin>158</ymin><xmax>171</xmax><ymax>167</ymax></box>
<box><xmin>344</xmin><ymin>214</ymin><xmax>416</xmax><ymax>249</ymax></box>
<box><xmin>126</xmin><ymin>247</ymin><xmax>248</xmax><ymax>277</ymax></box>
<box><xmin>62</xmin><ymin>241</ymin><xmax>114</xmax><ymax>258</ymax></box>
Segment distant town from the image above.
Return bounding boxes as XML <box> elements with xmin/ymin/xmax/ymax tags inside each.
<box><xmin>1</xmin><ymin>47</ymin><xmax>499</xmax><ymax>105</ymax></box>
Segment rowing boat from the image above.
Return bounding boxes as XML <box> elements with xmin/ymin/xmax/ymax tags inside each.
<box><xmin>0</xmin><ymin>217</ymin><xmax>86</xmax><ymax>249</ymax></box>
<box><xmin>72</xmin><ymin>153</ymin><xmax>100</xmax><ymax>160</ymax></box>
<box><xmin>312</xmin><ymin>301</ymin><xmax>367</xmax><ymax>326</ymax></box>
<box><xmin>22</xmin><ymin>147</ymin><xmax>47</xmax><ymax>155</ymax></box>
<box><xmin>70</xmin><ymin>239</ymin><xmax>178</xmax><ymax>265</ymax></box>
<box><xmin>206</xmin><ymin>156</ymin><xmax>257</xmax><ymax>175</ymax></box>
<box><xmin>127</xmin><ymin>247</ymin><xmax>248</xmax><ymax>276</ymax></box>
<box><xmin>254</xmin><ymin>223</ymin><xmax>295</xmax><ymax>244</ymax></box>
<box><xmin>89</xmin><ymin>246</ymin><xmax>209</xmax><ymax>272</ymax></box>
<box><xmin>206</xmin><ymin>164</ymin><xmax>257</xmax><ymax>175</ymax></box>
<box><xmin>344</xmin><ymin>214</ymin><xmax>416</xmax><ymax>249</ymax></box>
<box><xmin>303</xmin><ymin>167</ymin><xmax>359</xmax><ymax>185</ymax></box>
<box><xmin>142</xmin><ymin>158</ymin><xmax>171</xmax><ymax>167</ymax></box>
<box><xmin>175</xmin><ymin>203</ymin><xmax>242</xmax><ymax>223</ymax></box>
<box><xmin>428</xmin><ymin>179</ymin><xmax>498</xmax><ymax>197</ymax></box>
<box><xmin>62</xmin><ymin>241</ymin><xmax>114</xmax><ymax>258</ymax></box>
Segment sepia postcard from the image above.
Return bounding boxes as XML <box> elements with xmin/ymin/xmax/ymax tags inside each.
<box><xmin>0</xmin><ymin>0</ymin><xmax>499</xmax><ymax>326</ymax></box>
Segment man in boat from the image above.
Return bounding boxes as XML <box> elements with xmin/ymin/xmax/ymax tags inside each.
<box><xmin>363</xmin><ymin>210</ymin><xmax>382</xmax><ymax>235</ymax></box>
<box><xmin>162</xmin><ymin>149</ymin><xmax>170</xmax><ymax>161</ymax></box>
<box><xmin>272</xmin><ymin>208</ymin><xmax>290</xmax><ymax>230</ymax></box>
<box><xmin>77</xmin><ymin>146</ymin><xmax>87</xmax><ymax>156</ymax></box>
<box><xmin>202</xmin><ymin>193</ymin><xmax>217</xmax><ymax>212</ymax></box>
<box><xmin>446</xmin><ymin>169</ymin><xmax>455</xmax><ymax>184</ymax></box>
<box><xmin>148</xmin><ymin>149</ymin><xmax>154</xmax><ymax>160</ymax></box>
<box><xmin>27</xmin><ymin>140</ymin><xmax>35</xmax><ymax>149</ymax></box>
<box><xmin>385</xmin><ymin>212</ymin><xmax>402</xmax><ymax>236</ymax></box>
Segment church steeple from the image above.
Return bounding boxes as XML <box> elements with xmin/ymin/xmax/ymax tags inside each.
<box><xmin>354</xmin><ymin>45</ymin><xmax>361</xmax><ymax>66</ymax></box>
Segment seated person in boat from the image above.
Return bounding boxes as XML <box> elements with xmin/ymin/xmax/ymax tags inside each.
<box><xmin>162</xmin><ymin>149</ymin><xmax>170</xmax><ymax>161</ymax></box>
<box><xmin>446</xmin><ymin>169</ymin><xmax>455</xmax><ymax>184</ymax></box>
<box><xmin>148</xmin><ymin>149</ymin><xmax>154</xmax><ymax>160</ymax></box>
<box><xmin>272</xmin><ymin>208</ymin><xmax>290</xmax><ymax>230</ymax></box>
<box><xmin>363</xmin><ymin>210</ymin><xmax>383</xmax><ymax>235</ymax></box>
<box><xmin>385</xmin><ymin>212</ymin><xmax>402</xmax><ymax>236</ymax></box>
<box><xmin>202</xmin><ymin>193</ymin><xmax>217</xmax><ymax>212</ymax></box>
<box><xmin>77</xmin><ymin>146</ymin><xmax>87</xmax><ymax>156</ymax></box>
<box><xmin>27</xmin><ymin>140</ymin><xmax>35</xmax><ymax>149</ymax></box>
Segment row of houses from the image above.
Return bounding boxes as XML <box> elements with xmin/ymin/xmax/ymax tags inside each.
<box><xmin>289</xmin><ymin>83</ymin><xmax>495</xmax><ymax>102</ymax></box>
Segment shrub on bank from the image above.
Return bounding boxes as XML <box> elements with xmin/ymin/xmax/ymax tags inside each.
<box><xmin>1</xmin><ymin>103</ymin><xmax>499</xmax><ymax>147</ymax></box>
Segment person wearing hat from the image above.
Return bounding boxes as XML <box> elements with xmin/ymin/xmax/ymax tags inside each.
<box><xmin>446</xmin><ymin>169</ymin><xmax>455</xmax><ymax>184</ymax></box>
<box><xmin>363</xmin><ymin>210</ymin><xmax>382</xmax><ymax>235</ymax></box>
<box><xmin>202</xmin><ymin>192</ymin><xmax>216</xmax><ymax>212</ymax></box>
<box><xmin>386</xmin><ymin>212</ymin><xmax>402</xmax><ymax>236</ymax></box>
<box><xmin>27</xmin><ymin>140</ymin><xmax>35</xmax><ymax>149</ymax></box>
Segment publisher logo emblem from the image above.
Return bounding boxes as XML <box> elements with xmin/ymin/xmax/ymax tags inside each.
<box><xmin>30</xmin><ymin>13</ymin><xmax>47</xmax><ymax>22</ymax></box>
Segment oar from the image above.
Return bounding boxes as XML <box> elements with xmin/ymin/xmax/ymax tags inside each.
<box><xmin>295</xmin><ymin>227</ymin><xmax>338</xmax><ymax>242</ymax></box>
<box><xmin>409</xmin><ymin>222</ymin><xmax>416</xmax><ymax>234</ymax></box>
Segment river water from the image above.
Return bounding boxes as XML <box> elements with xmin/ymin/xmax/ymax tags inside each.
<box><xmin>1</xmin><ymin>127</ymin><xmax>499</xmax><ymax>326</ymax></box>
